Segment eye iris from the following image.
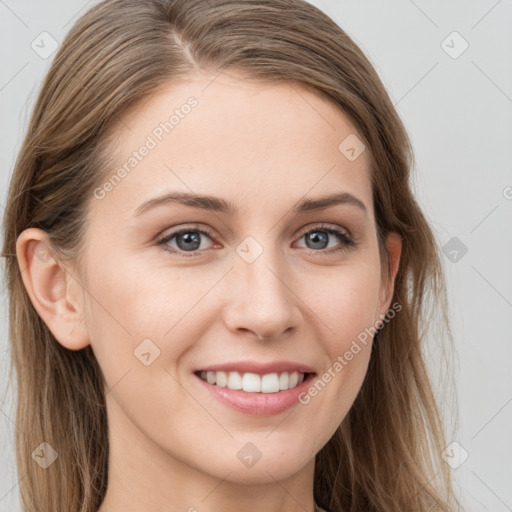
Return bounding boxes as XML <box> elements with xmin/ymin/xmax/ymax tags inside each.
<box><xmin>306</xmin><ymin>231</ymin><xmax>328</xmax><ymax>249</ymax></box>
<box><xmin>177</xmin><ymin>232</ymin><xmax>201</xmax><ymax>251</ymax></box>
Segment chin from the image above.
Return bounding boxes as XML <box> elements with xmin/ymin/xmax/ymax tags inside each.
<box><xmin>199</xmin><ymin>449</ymin><xmax>314</xmax><ymax>485</ymax></box>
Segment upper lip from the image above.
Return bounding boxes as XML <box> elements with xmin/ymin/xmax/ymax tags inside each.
<box><xmin>195</xmin><ymin>360</ymin><xmax>315</xmax><ymax>375</ymax></box>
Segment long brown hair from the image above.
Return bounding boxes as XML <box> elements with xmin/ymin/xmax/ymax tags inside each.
<box><xmin>2</xmin><ymin>0</ymin><xmax>460</xmax><ymax>510</ymax></box>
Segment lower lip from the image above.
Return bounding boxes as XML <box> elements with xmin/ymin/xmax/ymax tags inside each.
<box><xmin>194</xmin><ymin>372</ymin><xmax>316</xmax><ymax>416</ymax></box>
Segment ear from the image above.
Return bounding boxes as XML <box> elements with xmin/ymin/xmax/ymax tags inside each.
<box><xmin>376</xmin><ymin>232</ymin><xmax>402</xmax><ymax>321</ymax></box>
<box><xmin>16</xmin><ymin>228</ymin><xmax>90</xmax><ymax>350</ymax></box>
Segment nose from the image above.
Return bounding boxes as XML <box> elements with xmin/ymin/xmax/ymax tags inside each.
<box><xmin>222</xmin><ymin>242</ymin><xmax>301</xmax><ymax>341</ymax></box>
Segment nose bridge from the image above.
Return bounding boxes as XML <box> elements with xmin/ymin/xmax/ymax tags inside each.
<box><xmin>224</xmin><ymin>234</ymin><xmax>299</xmax><ymax>338</ymax></box>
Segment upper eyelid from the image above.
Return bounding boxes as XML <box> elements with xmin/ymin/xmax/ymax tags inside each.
<box><xmin>300</xmin><ymin>223</ymin><xmax>351</xmax><ymax>236</ymax></box>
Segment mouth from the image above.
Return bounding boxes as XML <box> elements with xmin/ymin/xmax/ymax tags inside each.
<box><xmin>193</xmin><ymin>369</ymin><xmax>316</xmax><ymax>393</ymax></box>
<box><xmin>193</xmin><ymin>366</ymin><xmax>318</xmax><ymax>416</ymax></box>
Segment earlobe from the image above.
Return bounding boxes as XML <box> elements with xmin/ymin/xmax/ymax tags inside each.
<box><xmin>15</xmin><ymin>228</ymin><xmax>90</xmax><ymax>351</ymax></box>
<box><xmin>377</xmin><ymin>232</ymin><xmax>402</xmax><ymax>319</ymax></box>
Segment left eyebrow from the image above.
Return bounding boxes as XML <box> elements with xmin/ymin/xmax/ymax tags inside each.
<box><xmin>134</xmin><ymin>192</ymin><xmax>239</xmax><ymax>217</ymax></box>
<box><xmin>293</xmin><ymin>192</ymin><xmax>368</xmax><ymax>217</ymax></box>
<box><xmin>133</xmin><ymin>191</ymin><xmax>368</xmax><ymax>218</ymax></box>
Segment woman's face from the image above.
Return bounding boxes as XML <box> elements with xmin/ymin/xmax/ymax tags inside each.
<box><xmin>70</xmin><ymin>71</ymin><xmax>400</xmax><ymax>488</ymax></box>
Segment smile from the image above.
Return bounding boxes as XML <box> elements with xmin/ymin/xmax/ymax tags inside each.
<box><xmin>196</xmin><ymin>370</ymin><xmax>308</xmax><ymax>393</ymax></box>
<box><xmin>193</xmin><ymin>369</ymin><xmax>317</xmax><ymax>416</ymax></box>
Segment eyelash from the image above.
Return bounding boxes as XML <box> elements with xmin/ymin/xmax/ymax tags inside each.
<box><xmin>156</xmin><ymin>223</ymin><xmax>356</xmax><ymax>258</ymax></box>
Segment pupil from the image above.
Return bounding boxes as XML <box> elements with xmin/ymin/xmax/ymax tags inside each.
<box><xmin>178</xmin><ymin>232</ymin><xmax>200</xmax><ymax>251</ymax></box>
<box><xmin>307</xmin><ymin>231</ymin><xmax>328</xmax><ymax>249</ymax></box>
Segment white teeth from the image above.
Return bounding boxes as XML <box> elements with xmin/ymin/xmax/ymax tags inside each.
<box><xmin>227</xmin><ymin>371</ymin><xmax>242</xmax><ymax>390</ymax></box>
<box><xmin>242</xmin><ymin>372</ymin><xmax>261</xmax><ymax>392</ymax></box>
<box><xmin>278</xmin><ymin>372</ymin><xmax>289</xmax><ymax>390</ymax></box>
<box><xmin>198</xmin><ymin>370</ymin><xmax>306</xmax><ymax>393</ymax></box>
<box><xmin>216</xmin><ymin>371</ymin><xmax>227</xmax><ymax>387</ymax></box>
<box><xmin>261</xmin><ymin>373</ymin><xmax>280</xmax><ymax>393</ymax></box>
<box><xmin>289</xmin><ymin>371</ymin><xmax>299</xmax><ymax>388</ymax></box>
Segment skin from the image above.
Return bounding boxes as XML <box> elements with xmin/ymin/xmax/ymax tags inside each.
<box><xmin>16</xmin><ymin>70</ymin><xmax>401</xmax><ymax>512</ymax></box>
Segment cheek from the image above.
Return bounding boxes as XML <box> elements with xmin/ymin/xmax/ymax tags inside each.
<box><xmin>82</xmin><ymin>251</ymin><xmax>204</xmax><ymax>383</ymax></box>
<box><xmin>298</xmin><ymin>261</ymin><xmax>380</xmax><ymax>417</ymax></box>
<box><xmin>303</xmin><ymin>259</ymin><xmax>382</xmax><ymax>349</ymax></box>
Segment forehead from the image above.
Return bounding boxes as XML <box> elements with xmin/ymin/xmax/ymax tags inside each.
<box><xmin>94</xmin><ymin>70</ymin><xmax>373</xmax><ymax>221</ymax></box>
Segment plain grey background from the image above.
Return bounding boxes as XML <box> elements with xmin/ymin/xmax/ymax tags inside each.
<box><xmin>1</xmin><ymin>1</ymin><xmax>511</xmax><ymax>511</ymax></box>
